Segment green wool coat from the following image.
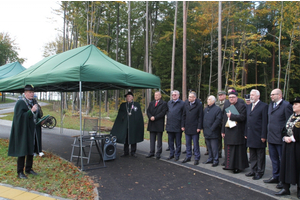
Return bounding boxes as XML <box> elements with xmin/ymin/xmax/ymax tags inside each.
<box><xmin>111</xmin><ymin>101</ymin><xmax>144</xmax><ymax>144</ymax></box>
<box><xmin>8</xmin><ymin>99</ymin><xmax>42</xmax><ymax>157</ymax></box>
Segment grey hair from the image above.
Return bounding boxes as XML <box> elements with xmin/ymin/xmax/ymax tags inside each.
<box><xmin>250</xmin><ymin>89</ymin><xmax>260</xmax><ymax>96</ymax></box>
<box><xmin>208</xmin><ymin>95</ymin><xmax>216</xmax><ymax>102</ymax></box>
<box><xmin>171</xmin><ymin>90</ymin><xmax>180</xmax><ymax>95</ymax></box>
<box><xmin>189</xmin><ymin>91</ymin><xmax>197</xmax><ymax>97</ymax></box>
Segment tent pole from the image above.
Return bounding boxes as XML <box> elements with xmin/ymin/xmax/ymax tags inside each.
<box><xmin>79</xmin><ymin>81</ymin><xmax>84</xmax><ymax>171</ymax></box>
<box><xmin>99</xmin><ymin>90</ymin><xmax>101</xmax><ymax>129</ymax></box>
<box><xmin>60</xmin><ymin>92</ymin><xmax>63</xmax><ymax>134</ymax></box>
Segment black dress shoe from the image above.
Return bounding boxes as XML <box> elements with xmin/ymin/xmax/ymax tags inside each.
<box><xmin>275</xmin><ymin>189</ymin><xmax>290</xmax><ymax>196</ymax></box>
<box><xmin>25</xmin><ymin>170</ymin><xmax>38</xmax><ymax>176</ymax></box>
<box><xmin>18</xmin><ymin>172</ymin><xmax>28</xmax><ymax>179</ymax></box>
<box><xmin>175</xmin><ymin>157</ymin><xmax>179</xmax><ymax>161</ymax></box>
<box><xmin>121</xmin><ymin>153</ymin><xmax>129</xmax><ymax>157</ymax></box>
<box><xmin>253</xmin><ymin>174</ymin><xmax>262</xmax><ymax>180</ymax></box>
<box><xmin>276</xmin><ymin>182</ymin><xmax>283</xmax><ymax>189</ymax></box>
<box><xmin>156</xmin><ymin>156</ymin><xmax>161</xmax><ymax>160</ymax></box>
<box><xmin>194</xmin><ymin>160</ymin><xmax>199</xmax><ymax>165</ymax></box>
<box><xmin>166</xmin><ymin>156</ymin><xmax>174</xmax><ymax>160</ymax></box>
<box><xmin>182</xmin><ymin>157</ymin><xmax>191</xmax><ymax>163</ymax></box>
<box><xmin>222</xmin><ymin>167</ymin><xmax>229</xmax><ymax>170</ymax></box>
<box><xmin>233</xmin><ymin>169</ymin><xmax>240</xmax><ymax>174</ymax></box>
<box><xmin>263</xmin><ymin>177</ymin><xmax>279</xmax><ymax>184</ymax></box>
<box><xmin>221</xmin><ymin>162</ymin><xmax>225</xmax><ymax>166</ymax></box>
<box><xmin>245</xmin><ymin>172</ymin><xmax>255</xmax><ymax>177</ymax></box>
<box><xmin>166</xmin><ymin>147</ymin><xmax>170</xmax><ymax>151</ymax></box>
<box><xmin>182</xmin><ymin>150</ymin><xmax>186</xmax><ymax>154</ymax></box>
<box><xmin>212</xmin><ymin>163</ymin><xmax>218</xmax><ymax>167</ymax></box>
<box><xmin>204</xmin><ymin>151</ymin><xmax>209</xmax><ymax>155</ymax></box>
<box><xmin>146</xmin><ymin>154</ymin><xmax>154</xmax><ymax>158</ymax></box>
<box><xmin>131</xmin><ymin>153</ymin><xmax>137</xmax><ymax>158</ymax></box>
<box><xmin>202</xmin><ymin>161</ymin><xmax>213</xmax><ymax>164</ymax></box>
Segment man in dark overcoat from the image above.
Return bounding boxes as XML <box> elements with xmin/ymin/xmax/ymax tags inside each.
<box><xmin>181</xmin><ymin>91</ymin><xmax>203</xmax><ymax>165</ymax></box>
<box><xmin>203</xmin><ymin>95</ymin><xmax>222</xmax><ymax>167</ymax></box>
<box><xmin>245</xmin><ymin>89</ymin><xmax>268</xmax><ymax>180</ymax></box>
<box><xmin>111</xmin><ymin>91</ymin><xmax>144</xmax><ymax>158</ymax></box>
<box><xmin>263</xmin><ymin>88</ymin><xmax>293</xmax><ymax>188</ymax></box>
<box><xmin>146</xmin><ymin>91</ymin><xmax>168</xmax><ymax>160</ymax></box>
<box><xmin>221</xmin><ymin>91</ymin><xmax>249</xmax><ymax>173</ymax></box>
<box><xmin>215</xmin><ymin>91</ymin><xmax>226</xmax><ymax>158</ymax></box>
<box><xmin>8</xmin><ymin>85</ymin><xmax>43</xmax><ymax>179</ymax></box>
<box><xmin>166</xmin><ymin>90</ymin><xmax>184</xmax><ymax>161</ymax></box>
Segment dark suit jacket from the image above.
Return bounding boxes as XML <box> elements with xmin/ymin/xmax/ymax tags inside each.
<box><xmin>221</xmin><ymin>101</ymin><xmax>246</xmax><ymax>145</ymax></box>
<box><xmin>166</xmin><ymin>98</ymin><xmax>185</xmax><ymax>133</ymax></box>
<box><xmin>267</xmin><ymin>99</ymin><xmax>293</xmax><ymax>144</ymax></box>
<box><xmin>245</xmin><ymin>100</ymin><xmax>268</xmax><ymax>148</ymax></box>
<box><xmin>203</xmin><ymin>103</ymin><xmax>222</xmax><ymax>139</ymax></box>
<box><xmin>181</xmin><ymin>99</ymin><xmax>203</xmax><ymax>135</ymax></box>
<box><xmin>147</xmin><ymin>99</ymin><xmax>168</xmax><ymax>132</ymax></box>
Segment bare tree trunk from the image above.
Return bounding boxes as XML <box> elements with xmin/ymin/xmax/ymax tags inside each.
<box><xmin>231</xmin><ymin>24</ymin><xmax>235</xmax><ymax>86</ymax></box>
<box><xmin>277</xmin><ymin>1</ymin><xmax>283</xmax><ymax>88</ymax></box>
<box><xmin>170</xmin><ymin>1</ymin><xmax>178</xmax><ymax>98</ymax></box>
<box><xmin>115</xmin><ymin>3</ymin><xmax>120</xmax><ymax>111</ymax></box>
<box><xmin>272</xmin><ymin>37</ymin><xmax>275</xmax><ymax>89</ymax></box>
<box><xmin>218</xmin><ymin>1</ymin><xmax>222</xmax><ymax>92</ymax></box>
<box><xmin>182</xmin><ymin>1</ymin><xmax>187</xmax><ymax>100</ymax></box>
<box><xmin>128</xmin><ymin>1</ymin><xmax>131</xmax><ymax>67</ymax></box>
<box><xmin>145</xmin><ymin>1</ymin><xmax>150</xmax><ymax>112</ymax></box>
<box><xmin>283</xmin><ymin>23</ymin><xmax>295</xmax><ymax>98</ymax></box>
<box><xmin>198</xmin><ymin>44</ymin><xmax>204</xmax><ymax>98</ymax></box>
<box><xmin>208</xmin><ymin>4</ymin><xmax>214</xmax><ymax>96</ymax></box>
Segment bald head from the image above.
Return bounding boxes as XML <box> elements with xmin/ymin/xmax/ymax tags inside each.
<box><xmin>270</xmin><ymin>88</ymin><xmax>282</xmax><ymax>103</ymax></box>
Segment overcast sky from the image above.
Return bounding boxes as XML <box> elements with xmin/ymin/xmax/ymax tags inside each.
<box><xmin>0</xmin><ymin>0</ymin><xmax>62</xmax><ymax>68</ymax></box>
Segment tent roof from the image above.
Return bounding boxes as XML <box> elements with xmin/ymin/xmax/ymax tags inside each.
<box><xmin>0</xmin><ymin>45</ymin><xmax>160</xmax><ymax>93</ymax></box>
<box><xmin>0</xmin><ymin>62</ymin><xmax>26</xmax><ymax>80</ymax></box>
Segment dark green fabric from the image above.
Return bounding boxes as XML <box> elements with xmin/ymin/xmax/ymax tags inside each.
<box><xmin>0</xmin><ymin>45</ymin><xmax>160</xmax><ymax>92</ymax></box>
<box><xmin>111</xmin><ymin>101</ymin><xmax>144</xmax><ymax>144</ymax></box>
<box><xmin>8</xmin><ymin>100</ymin><xmax>42</xmax><ymax>157</ymax></box>
<box><xmin>0</xmin><ymin>62</ymin><xmax>25</xmax><ymax>80</ymax></box>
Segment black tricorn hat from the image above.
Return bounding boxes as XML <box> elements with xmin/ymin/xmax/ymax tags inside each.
<box><xmin>228</xmin><ymin>91</ymin><xmax>238</xmax><ymax>96</ymax></box>
<box><xmin>290</xmin><ymin>97</ymin><xmax>300</xmax><ymax>104</ymax></box>
<box><xmin>124</xmin><ymin>91</ymin><xmax>134</xmax><ymax>97</ymax></box>
<box><xmin>24</xmin><ymin>84</ymin><xmax>34</xmax><ymax>91</ymax></box>
<box><xmin>244</xmin><ymin>94</ymin><xmax>250</xmax><ymax>100</ymax></box>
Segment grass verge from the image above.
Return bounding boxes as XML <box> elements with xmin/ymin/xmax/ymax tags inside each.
<box><xmin>0</xmin><ymin>139</ymin><xmax>96</xmax><ymax>199</ymax></box>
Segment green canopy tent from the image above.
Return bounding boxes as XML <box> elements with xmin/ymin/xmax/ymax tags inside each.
<box><xmin>0</xmin><ymin>62</ymin><xmax>26</xmax><ymax>80</ymax></box>
<box><xmin>0</xmin><ymin>45</ymin><xmax>161</xmax><ymax>170</ymax></box>
<box><xmin>0</xmin><ymin>45</ymin><xmax>160</xmax><ymax>92</ymax></box>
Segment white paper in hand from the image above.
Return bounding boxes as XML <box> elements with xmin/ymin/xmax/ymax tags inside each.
<box><xmin>228</xmin><ymin>119</ymin><xmax>237</xmax><ymax>128</ymax></box>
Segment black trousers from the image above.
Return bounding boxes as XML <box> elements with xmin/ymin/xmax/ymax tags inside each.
<box><xmin>17</xmin><ymin>155</ymin><xmax>34</xmax><ymax>173</ymax></box>
<box><xmin>124</xmin><ymin>131</ymin><xmax>136</xmax><ymax>155</ymax></box>
<box><xmin>218</xmin><ymin>132</ymin><xmax>223</xmax><ymax>157</ymax></box>
<box><xmin>149</xmin><ymin>131</ymin><xmax>163</xmax><ymax>157</ymax></box>
<box><xmin>249</xmin><ymin>148</ymin><xmax>265</xmax><ymax>176</ymax></box>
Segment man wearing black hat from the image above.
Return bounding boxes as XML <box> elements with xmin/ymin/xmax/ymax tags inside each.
<box><xmin>244</xmin><ymin>94</ymin><xmax>251</xmax><ymax>105</ymax></box>
<box><xmin>111</xmin><ymin>91</ymin><xmax>144</xmax><ymax>157</ymax></box>
<box><xmin>8</xmin><ymin>84</ymin><xmax>43</xmax><ymax>179</ymax></box>
<box><xmin>221</xmin><ymin>91</ymin><xmax>249</xmax><ymax>173</ymax></box>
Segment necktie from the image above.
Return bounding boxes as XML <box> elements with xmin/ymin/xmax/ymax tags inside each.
<box><xmin>273</xmin><ymin>102</ymin><xmax>277</xmax><ymax>108</ymax></box>
<box><xmin>251</xmin><ymin>103</ymin><xmax>255</xmax><ymax>111</ymax></box>
<box><xmin>155</xmin><ymin>101</ymin><xmax>158</xmax><ymax>107</ymax></box>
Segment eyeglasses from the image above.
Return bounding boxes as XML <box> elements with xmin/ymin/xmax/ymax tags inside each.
<box><xmin>172</xmin><ymin>94</ymin><xmax>178</xmax><ymax>96</ymax></box>
<box><xmin>270</xmin><ymin>93</ymin><xmax>278</xmax><ymax>97</ymax></box>
<box><xmin>228</xmin><ymin>96</ymin><xmax>237</xmax><ymax>99</ymax></box>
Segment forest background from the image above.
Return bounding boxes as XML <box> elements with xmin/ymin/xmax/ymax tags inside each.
<box><xmin>1</xmin><ymin>1</ymin><xmax>300</xmax><ymax>113</ymax></box>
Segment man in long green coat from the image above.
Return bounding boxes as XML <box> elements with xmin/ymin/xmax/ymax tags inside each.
<box><xmin>8</xmin><ymin>85</ymin><xmax>43</xmax><ymax>179</ymax></box>
<box><xmin>111</xmin><ymin>91</ymin><xmax>144</xmax><ymax>157</ymax></box>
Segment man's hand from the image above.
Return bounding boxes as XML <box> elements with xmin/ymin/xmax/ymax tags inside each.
<box><xmin>226</xmin><ymin>110</ymin><xmax>231</xmax><ymax>119</ymax></box>
<box><xmin>31</xmin><ymin>104</ymin><xmax>38</xmax><ymax>112</ymax></box>
<box><xmin>261</xmin><ymin>138</ymin><xmax>266</xmax><ymax>143</ymax></box>
<box><xmin>284</xmin><ymin>136</ymin><xmax>292</xmax><ymax>143</ymax></box>
<box><xmin>181</xmin><ymin>127</ymin><xmax>185</xmax><ymax>131</ymax></box>
<box><xmin>221</xmin><ymin>133</ymin><xmax>225</xmax><ymax>138</ymax></box>
<box><xmin>197</xmin><ymin>129</ymin><xmax>201</xmax><ymax>133</ymax></box>
<box><xmin>150</xmin><ymin>116</ymin><xmax>155</xmax><ymax>121</ymax></box>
